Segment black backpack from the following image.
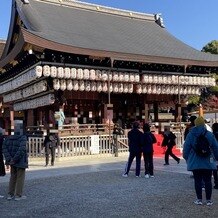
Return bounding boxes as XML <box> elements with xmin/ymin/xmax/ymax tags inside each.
<box><xmin>193</xmin><ymin>130</ymin><xmax>211</xmax><ymax>157</ymax></box>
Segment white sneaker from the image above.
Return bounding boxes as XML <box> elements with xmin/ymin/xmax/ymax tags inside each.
<box><xmin>206</xmin><ymin>200</ymin><xmax>213</xmax><ymax>206</ymax></box>
<box><xmin>0</xmin><ymin>195</ymin><xmax>4</xmax><ymax>198</ymax></box>
<box><xmin>122</xmin><ymin>173</ymin><xmax>128</xmax><ymax>178</ymax></box>
<box><xmin>193</xmin><ymin>199</ymin><xmax>202</xmax><ymax>205</ymax></box>
<box><xmin>7</xmin><ymin>195</ymin><xmax>14</xmax><ymax>200</ymax></box>
<box><xmin>145</xmin><ymin>174</ymin><xmax>150</xmax><ymax>179</ymax></box>
<box><xmin>150</xmin><ymin>175</ymin><xmax>155</xmax><ymax>178</ymax></box>
<box><xmin>14</xmin><ymin>196</ymin><xmax>27</xmax><ymax>201</ymax></box>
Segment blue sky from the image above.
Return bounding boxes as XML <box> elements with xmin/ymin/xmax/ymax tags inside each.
<box><xmin>0</xmin><ymin>0</ymin><xmax>217</xmax><ymax>51</ymax></box>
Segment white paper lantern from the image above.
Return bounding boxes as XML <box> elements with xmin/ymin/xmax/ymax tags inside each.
<box><xmin>102</xmin><ymin>82</ymin><xmax>108</xmax><ymax>92</ymax></box>
<box><xmin>57</xmin><ymin>67</ymin><xmax>64</xmax><ymax>78</ymax></box>
<box><xmin>64</xmin><ymin>67</ymin><xmax>71</xmax><ymax>79</ymax></box>
<box><xmin>97</xmin><ymin>82</ymin><xmax>103</xmax><ymax>92</ymax></box>
<box><xmin>152</xmin><ymin>85</ymin><xmax>157</xmax><ymax>94</ymax></box>
<box><xmin>142</xmin><ymin>85</ymin><xmax>147</xmax><ymax>93</ymax></box>
<box><xmin>142</xmin><ymin>75</ymin><xmax>149</xmax><ymax>83</ymax></box>
<box><xmin>156</xmin><ymin>85</ymin><xmax>161</xmax><ymax>94</ymax></box>
<box><xmin>124</xmin><ymin>73</ymin><xmax>129</xmax><ymax>82</ymax></box>
<box><xmin>96</xmin><ymin>70</ymin><xmax>102</xmax><ymax>80</ymax></box>
<box><xmin>153</xmin><ymin>75</ymin><xmax>158</xmax><ymax>84</ymax></box>
<box><xmin>128</xmin><ymin>84</ymin><xmax>133</xmax><ymax>93</ymax></box>
<box><xmin>79</xmin><ymin>81</ymin><xmax>85</xmax><ymax>91</ymax></box>
<box><xmin>129</xmin><ymin>73</ymin><xmax>135</xmax><ymax>82</ymax></box>
<box><xmin>73</xmin><ymin>80</ymin><xmax>79</xmax><ymax>91</ymax></box>
<box><xmin>43</xmin><ymin>65</ymin><xmax>50</xmax><ymax>77</ymax></box>
<box><xmin>36</xmin><ymin>66</ymin><xmax>43</xmax><ymax>77</ymax></box>
<box><xmin>66</xmin><ymin>80</ymin><xmax>73</xmax><ymax>91</ymax></box>
<box><xmin>60</xmin><ymin>80</ymin><xmax>66</xmax><ymax>91</ymax></box>
<box><xmin>170</xmin><ymin>86</ymin><xmax>174</xmax><ymax>94</ymax></box>
<box><xmin>77</xmin><ymin>68</ymin><xmax>84</xmax><ymax>80</ymax></box>
<box><xmin>193</xmin><ymin>76</ymin><xmax>197</xmax><ymax>85</ymax></box>
<box><xmin>123</xmin><ymin>84</ymin><xmax>128</xmax><ymax>93</ymax></box>
<box><xmin>118</xmin><ymin>83</ymin><xmax>123</xmax><ymax>93</ymax></box>
<box><xmin>197</xmin><ymin>77</ymin><xmax>201</xmax><ymax>85</ymax></box>
<box><xmin>163</xmin><ymin>76</ymin><xmax>168</xmax><ymax>84</ymax></box>
<box><xmin>109</xmin><ymin>84</ymin><xmax>113</xmax><ymax>92</ymax></box>
<box><xmin>119</xmin><ymin>72</ymin><xmax>124</xmax><ymax>82</ymax></box>
<box><xmin>113</xmin><ymin>72</ymin><xmax>119</xmax><ymax>81</ymax></box>
<box><xmin>158</xmin><ymin>76</ymin><xmax>163</xmax><ymax>84</ymax></box>
<box><xmin>90</xmin><ymin>69</ymin><xmax>96</xmax><ymax>80</ymax></box>
<box><xmin>135</xmin><ymin>74</ymin><xmax>140</xmax><ymax>83</ymax></box>
<box><xmin>113</xmin><ymin>83</ymin><xmax>119</xmax><ymax>93</ymax></box>
<box><xmin>108</xmin><ymin>72</ymin><xmax>113</xmax><ymax>81</ymax></box>
<box><xmin>147</xmin><ymin>84</ymin><xmax>152</xmax><ymax>94</ymax></box>
<box><xmin>162</xmin><ymin>85</ymin><xmax>166</xmax><ymax>94</ymax></box>
<box><xmin>85</xmin><ymin>81</ymin><xmax>91</xmax><ymax>92</ymax></box>
<box><xmin>84</xmin><ymin>69</ymin><xmax>90</xmax><ymax>80</ymax></box>
<box><xmin>187</xmin><ymin>86</ymin><xmax>192</xmax><ymax>94</ymax></box>
<box><xmin>91</xmin><ymin>82</ymin><xmax>97</xmax><ymax>92</ymax></box>
<box><xmin>102</xmin><ymin>70</ymin><xmax>108</xmax><ymax>81</ymax></box>
<box><xmin>148</xmin><ymin>75</ymin><xmax>153</xmax><ymax>84</ymax></box>
<box><xmin>50</xmin><ymin>66</ymin><xmax>57</xmax><ymax>78</ymax></box>
<box><xmin>71</xmin><ymin>68</ymin><xmax>77</xmax><ymax>79</ymax></box>
<box><xmin>53</xmin><ymin>79</ymin><xmax>60</xmax><ymax>90</ymax></box>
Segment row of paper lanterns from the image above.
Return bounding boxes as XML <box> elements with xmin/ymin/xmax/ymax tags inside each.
<box><xmin>0</xmin><ymin>65</ymin><xmax>215</xmax><ymax>95</ymax></box>
<box><xmin>37</xmin><ymin>65</ymin><xmax>140</xmax><ymax>82</ymax></box>
<box><xmin>3</xmin><ymin>81</ymin><xmax>47</xmax><ymax>103</ymax></box>
<box><xmin>53</xmin><ymin>79</ymin><xmax>134</xmax><ymax>93</ymax></box>
<box><xmin>0</xmin><ymin>68</ymin><xmax>41</xmax><ymax>94</ymax></box>
<box><xmin>13</xmin><ymin>94</ymin><xmax>55</xmax><ymax>111</ymax></box>
<box><xmin>142</xmin><ymin>74</ymin><xmax>216</xmax><ymax>86</ymax></box>
<box><xmin>136</xmin><ymin>84</ymin><xmax>201</xmax><ymax>95</ymax></box>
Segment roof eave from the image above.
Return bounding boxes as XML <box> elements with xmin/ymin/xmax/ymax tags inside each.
<box><xmin>22</xmin><ymin>28</ymin><xmax>218</xmax><ymax>68</ymax></box>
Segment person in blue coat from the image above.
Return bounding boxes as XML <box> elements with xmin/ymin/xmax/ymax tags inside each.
<box><xmin>122</xmin><ymin>121</ymin><xmax>143</xmax><ymax>177</ymax></box>
<box><xmin>183</xmin><ymin>116</ymin><xmax>218</xmax><ymax>206</ymax></box>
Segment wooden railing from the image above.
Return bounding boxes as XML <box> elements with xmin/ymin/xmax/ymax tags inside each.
<box><xmin>27</xmin><ymin>130</ymin><xmax>184</xmax><ymax>159</ymax></box>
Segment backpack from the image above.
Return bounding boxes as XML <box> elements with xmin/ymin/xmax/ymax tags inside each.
<box><xmin>193</xmin><ymin>130</ymin><xmax>211</xmax><ymax>157</ymax></box>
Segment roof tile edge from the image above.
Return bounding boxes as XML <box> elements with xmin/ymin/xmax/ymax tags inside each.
<box><xmin>36</xmin><ymin>0</ymin><xmax>155</xmax><ymax>21</ymax></box>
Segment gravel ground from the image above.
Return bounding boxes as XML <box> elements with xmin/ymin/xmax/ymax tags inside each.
<box><xmin>0</xmin><ymin>167</ymin><xmax>218</xmax><ymax>218</ymax></box>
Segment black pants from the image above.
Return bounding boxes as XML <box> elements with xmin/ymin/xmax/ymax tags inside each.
<box><xmin>165</xmin><ymin>146</ymin><xmax>180</xmax><ymax>164</ymax></box>
<box><xmin>45</xmin><ymin>145</ymin><xmax>56</xmax><ymax>166</ymax></box>
<box><xmin>142</xmin><ymin>152</ymin><xmax>154</xmax><ymax>176</ymax></box>
<box><xmin>124</xmin><ymin>151</ymin><xmax>141</xmax><ymax>176</ymax></box>
<box><xmin>193</xmin><ymin>169</ymin><xmax>212</xmax><ymax>200</ymax></box>
<box><xmin>213</xmin><ymin>165</ymin><xmax>218</xmax><ymax>186</ymax></box>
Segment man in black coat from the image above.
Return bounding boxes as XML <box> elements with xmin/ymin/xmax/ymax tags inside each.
<box><xmin>122</xmin><ymin>121</ymin><xmax>143</xmax><ymax>177</ymax></box>
<box><xmin>44</xmin><ymin>129</ymin><xmax>60</xmax><ymax>167</ymax></box>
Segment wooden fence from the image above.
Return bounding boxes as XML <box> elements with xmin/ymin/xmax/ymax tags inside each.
<box><xmin>27</xmin><ymin>131</ymin><xmax>184</xmax><ymax>159</ymax></box>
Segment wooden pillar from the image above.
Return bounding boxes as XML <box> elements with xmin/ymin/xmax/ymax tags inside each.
<box><xmin>144</xmin><ymin>103</ymin><xmax>149</xmax><ymax>123</ymax></box>
<box><xmin>153</xmin><ymin>102</ymin><xmax>159</xmax><ymax>122</ymax></box>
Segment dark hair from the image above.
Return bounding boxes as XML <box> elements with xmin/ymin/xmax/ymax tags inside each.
<box><xmin>132</xmin><ymin>121</ymin><xmax>139</xmax><ymax>129</ymax></box>
<box><xmin>212</xmin><ymin>123</ymin><xmax>218</xmax><ymax>133</ymax></box>
<box><xmin>143</xmin><ymin>123</ymin><xmax>150</xmax><ymax>132</ymax></box>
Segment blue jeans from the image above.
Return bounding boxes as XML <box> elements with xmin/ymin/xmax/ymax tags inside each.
<box><xmin>192</xmin><ymin>169</ymin><xmax>212</xmax><ymax>200</ymax></box>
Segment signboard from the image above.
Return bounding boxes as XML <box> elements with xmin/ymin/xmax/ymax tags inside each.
<box><xmin>90</xmin><ymin>135</ymin><xmax>100</xmax><ymax>154</ymax></box>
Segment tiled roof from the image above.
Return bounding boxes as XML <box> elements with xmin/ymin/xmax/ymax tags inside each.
<box><xmin>14</xmin><ymin>0</ymin><xmax>218</xmax><ymax>62</ymax></box>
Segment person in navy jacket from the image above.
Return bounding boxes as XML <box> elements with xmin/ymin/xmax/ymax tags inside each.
<box><xmin>122</xmin><ymin>121</ymin><xmax>143</xmax><ymax>177</ymax></box>
<box><xmin>183</xmin><ymin>116</ymin><xmax>218</xmax><ymax>206</ymax></box>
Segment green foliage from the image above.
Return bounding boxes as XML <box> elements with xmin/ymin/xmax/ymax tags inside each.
<box><xmin>187</xmin><ymin>95</ymin><xmax>200</xmax><ymax>105</ymax></box>
<box><xmin>201</xmin><ymin>40</ymin><xmax>218</xmax><ymax>54</ymax></box>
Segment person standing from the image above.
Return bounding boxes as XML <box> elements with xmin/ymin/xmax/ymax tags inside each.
<box><xmin>122</xmin><ymin>121</ymin><xmax>143</xmax><ymax>177</ymax></box>
<box><xmin>3</xmin><ymin>125</ymin><xmax>28</xmax><ymax>201</ymax></box>
<box><xmin>161</xmin><ymin>127</ymin><xmax>180</xmax><ymax>165</ymax></box>
<box><xmin>141</xmin><ymin>123</ymin><xmax>157</xmax><ymax>178</ymax></box>
<box><xmin>212</xmin><ymin>123</ymin><xmax>218</xmax><ymax>189</ymax></box>
<box><xmin>44</xmin><ymin>129</ymin><xmax>60</xmax><ymax>167</ymax></box>
<box><xmin>183</xmin><ymin>117</ymin><xmax>218</xmax><ymax>206</ymax></box>
<box><xmin>0</xmin><ymin>128</ymin><xmax>6</xmax><ymax>198</ymax></box>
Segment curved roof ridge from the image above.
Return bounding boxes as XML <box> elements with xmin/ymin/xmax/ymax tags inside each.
<box><xmin>36</xmin><ymin>0</ymin><xmax>155</xmax><ymax>21</ymax></box>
